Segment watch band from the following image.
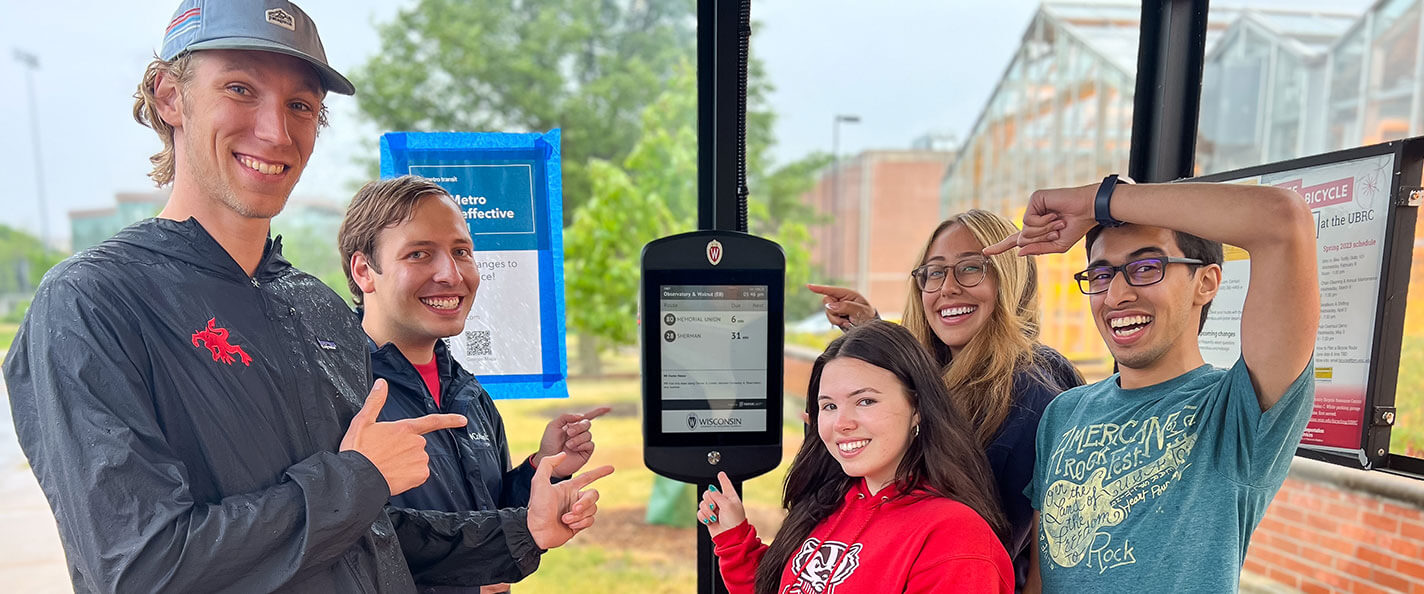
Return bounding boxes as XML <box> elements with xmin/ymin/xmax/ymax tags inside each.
<box><xmin>1094</xmin><ymin>174</ymin><xmax>1126</xmax><ymax>228</ymax></box>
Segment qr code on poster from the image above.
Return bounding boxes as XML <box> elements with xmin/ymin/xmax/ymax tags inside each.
<box><xmin>464</xmin><ymin>330</ymin><xmax>493</xmax><ymax>357</ymax></box>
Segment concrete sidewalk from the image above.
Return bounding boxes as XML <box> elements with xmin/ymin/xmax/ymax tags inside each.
<box><xmin>0</xmin><ymin>468</ymin><xmax>68</xmax><ymax>592</ymax></box>
<box><xmin>0</xmin><ymin>365</ymin><xmax>68</xmax><ymax>592</ymax></box>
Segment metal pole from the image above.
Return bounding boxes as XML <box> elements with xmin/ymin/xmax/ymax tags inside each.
<box><xmin>696</xmin><ymin>0</ymin><xmax>745</xmax><ymax>233</ymax></box>
<box><xmin>831</xmin><ymin>115</ymin><xmax>858</xmax><ymax>282</ymax></box>
<box><xmin>14</xmin><ymin>48</ymin><xmax>49</xmax><ymax>249</ymax></box>
<box><xmin>831</xmin><ymin>120</ymin><xmax>839</xmax><ymax>279</ymax></box>
<box><xmin>695</xmin><ymin>1</ymin><xmax>749</xmax><ymax>591</ymax></box>
<box><xmin>1127</xmin><ymin>0</ymin><xmax>1209</xmax><ymax>182</ymax></box>
<box><xmin>695</xmin><ymin>479</ymin><xmax>743</xmax><ymax>594</ymax></box>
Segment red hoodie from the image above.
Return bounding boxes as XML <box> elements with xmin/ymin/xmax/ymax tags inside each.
<box><xmin>712</xmin><ymin>480</ymin><xmax>1013</xmax><ymax>594</ymax></box>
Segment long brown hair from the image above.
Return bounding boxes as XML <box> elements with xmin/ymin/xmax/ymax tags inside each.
<box><xmin>900</xmin><ymin>210</ymin><xmax>1063</xmax><ymax>446</ymax></box>
<box><xmin>755</xmin><ymin>320</ymin><xmax>1005</xmax><ymax>594</ymax></box>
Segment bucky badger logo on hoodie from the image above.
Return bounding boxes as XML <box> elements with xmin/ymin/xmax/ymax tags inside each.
<box><xmin>783</xmin><ymin>538</ymin><xmax>862</xmax><ymax>594</ymax></box>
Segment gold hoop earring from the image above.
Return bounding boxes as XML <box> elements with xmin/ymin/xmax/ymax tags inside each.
<box><xmin>913</xmin><ymin>425</ymin><xmax>920</xmax><ymax>438</ymax></box>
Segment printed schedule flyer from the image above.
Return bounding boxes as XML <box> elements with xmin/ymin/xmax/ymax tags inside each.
<box><xmin>1200</xmin><ymin>153</ymin><xmax>1395</xmax><ymax>450</ymax></box>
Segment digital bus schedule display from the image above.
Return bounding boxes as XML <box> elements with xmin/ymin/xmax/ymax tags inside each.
<box><xmin>658</xmin><ymin>284</ymin><xmax>769</xmax><ymax>434</ymax></box>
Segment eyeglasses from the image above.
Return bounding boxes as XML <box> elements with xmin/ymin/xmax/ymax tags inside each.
<box><xmin>1073</xmin><ymin>257</ymin><xmax>1205</xmax><ymax>295</ymax></box>
<box><xmin>910</xmin><ymin>257</ymin><xmax>991</xmax><ymax>293</ymax></box>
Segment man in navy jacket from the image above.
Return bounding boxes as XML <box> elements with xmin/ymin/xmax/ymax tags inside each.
<box><xmin>339</xmin><ymin>175</ymin><xmax>611</xmax><ymax>593</ymax></box>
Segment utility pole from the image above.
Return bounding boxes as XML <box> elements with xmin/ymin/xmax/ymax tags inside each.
<box><xmin>831</xmin><ymin>114</ymin><xmax>859</xmax><ymax>281</ymax></box>
<box><xmin>14</xmin><ymin>48</ymin><xmax>50</xmax><ymax>250</ymax></box>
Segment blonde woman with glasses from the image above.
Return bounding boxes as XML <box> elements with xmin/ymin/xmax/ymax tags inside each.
<box><xmin>809</xmin><ymin>209</ymin><xmax>1082</xmax><ymax>592</ymax></box>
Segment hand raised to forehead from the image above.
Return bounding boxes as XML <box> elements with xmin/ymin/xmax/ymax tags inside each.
<box><xmin>984</xmin><ymin>185</ymin><xmax>1094</xmax><ymax>257</ymax></box>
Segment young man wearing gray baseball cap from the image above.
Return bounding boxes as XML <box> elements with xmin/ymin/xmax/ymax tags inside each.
<box><xmin>4</xmin><ymin>1</ymin><xmax>611</xmax><ymax>591</ymax></box>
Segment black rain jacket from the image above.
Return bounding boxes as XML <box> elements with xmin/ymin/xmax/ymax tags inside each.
<box><xmin>372</xmin><ymin>339</ymin><xmax>541</xmax><ymax>593</ymax></box>
<box><xmin>4</xmin><ymin>218</ymin><xmax>540</xmax><ymax>593</ymax></box>
<box><xmin>372</xmin><ymin>339</ymin><xmax>537</xmax><ymax>515</ymax></box>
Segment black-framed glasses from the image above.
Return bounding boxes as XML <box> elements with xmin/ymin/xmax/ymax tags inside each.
<box><xmin>1073</xmin><ymin>257</ymin><xmax>1205</xmax><ymax>295</ymax></box>
<box><xmin>911</xmin><ymin>257</ymin><xmax>991</xmax><ymax>293</ymax></box>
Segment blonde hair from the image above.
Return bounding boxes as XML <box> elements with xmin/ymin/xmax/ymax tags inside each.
<box><xmin>900</xmin><ymin>209</ymin><xmax>1045</xmax><ymax>446</ymax></box>
<box><xmin>131</xmin><ymin>53</ymin><xmax>329</xmax><ymax>187</ymax></box>
<box><xmin>132</xmin><ymin>54</ymin><xmax>198</xmax><ymax>187</ymax></box>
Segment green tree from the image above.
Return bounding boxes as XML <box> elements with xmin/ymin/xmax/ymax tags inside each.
<box><xmin>0</xmin><ymin>225</ymin><xmax>66</xmax><ymax>326</ymax></box>
<box><xmin>352</xmin><ymin>0</ymin><xmax>696</xmax><ymax>222</ymax></box>
<box><xmin>564</xmin><ymin>61</ymin><xmax>825</xmax><ymax>372</ymax></box>
<box><xmin>0</xmin><ymin>225</ymin><xmax>64</xmax><ymax>294</ymax></box>
<box><xmin>748</xmin><ymin>152</ymin><xmax>832</xmax><ymax>319</ymax></box>
<box><xmin>273</xmin><ymin>221</ymin><xmax>349</xmax><ymax>300</ymax></box>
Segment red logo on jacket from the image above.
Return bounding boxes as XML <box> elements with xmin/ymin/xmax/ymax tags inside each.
<box><xmin>192</xmin><ymin>318</ymin><xmax>252</xmax><ymax>366</ymax></box>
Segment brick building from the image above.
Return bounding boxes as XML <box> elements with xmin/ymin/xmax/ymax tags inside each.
<box><xmin>804</xmin><ymin>149</ymin><xmax>957</xmax><ymax>320</ymax></box>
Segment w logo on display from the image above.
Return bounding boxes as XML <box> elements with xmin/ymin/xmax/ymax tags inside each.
<box><xmin>706</xmin><ymin>239</ymin><xmax>723</xmax><ymax>266</ymax></box>
<box><xmin>687</xmin><ymin>413</ymin><xmax>698</xmax><ymax>430</ymax></box>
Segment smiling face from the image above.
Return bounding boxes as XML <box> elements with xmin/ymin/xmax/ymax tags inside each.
<box><xmin>816</xmin><ymin>357</ymin><xmax>919</xmax><ymax>494</ymax></box>
<box><xmin>353</xmin><ymin>195</ymin><xmax>480</xmax><ymax>359</ymax></box>
<box><xmin>918</xmin><ymin>223</ymin><xmax>998</xmax><ymax>356</ymax></box>
<box><xmin>162</xmin><ymin>50</ymin><xmax>324</xmax><ymax>220</ymax></box>
<box><xmin>1086</xmin><ymin>225</ymin><xmax>1216</xmax><ymax>374</ymax></box>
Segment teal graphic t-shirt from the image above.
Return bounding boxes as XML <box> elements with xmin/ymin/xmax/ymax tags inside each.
<box><xmin>1026</xmin><ymin>357</ymin><xmax>1313</xmax><ymax>593</ymax></box>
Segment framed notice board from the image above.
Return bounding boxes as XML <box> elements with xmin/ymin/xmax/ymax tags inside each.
<box><xmin>1191</xmin><ymin>137</ymin><xmax>1423</xmax><ymax>471</ymax></box>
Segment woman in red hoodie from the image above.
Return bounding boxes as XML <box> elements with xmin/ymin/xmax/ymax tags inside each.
<box><xmin>697</xmin><ymin>320</ymin><xmax>1013</xmax><ymax>594</ymax></box>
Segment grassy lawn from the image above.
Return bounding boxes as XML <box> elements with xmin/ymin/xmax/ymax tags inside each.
<box><xmin>493</xmin><ymin>347</ymin><xmax>803</xmax><ymax>592</ymax></box>
<box><xmin>0</xmin><ymin>322</ymin><xmax>17</xmax><ymax>362</ymax></box>
<box><xmin>1393</xmin><ymin>336</ymin><xmax>1424</xmax><ymax>457</ymax></box>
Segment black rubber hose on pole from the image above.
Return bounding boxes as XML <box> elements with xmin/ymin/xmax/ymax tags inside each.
<box><xmin>736</xmin><ymin>0</ymin><xmax>751</xmax><ymax>234</ymax></box>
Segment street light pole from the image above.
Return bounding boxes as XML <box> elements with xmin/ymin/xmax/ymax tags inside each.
<box><xmin>831</xmin><ymin>114</ymin><xmax>859</xmax><ymax>282</ymax></box>
<box><xmin>14</xmin><ymin>48</ymin><xmax>49</xmax><ymax>250</ymax></box>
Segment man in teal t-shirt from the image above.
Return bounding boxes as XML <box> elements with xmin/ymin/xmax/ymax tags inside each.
<box><xmin>987</xmin><ymin>178</ymin><xmax>1319</xmax><ymax>592</ymax></box>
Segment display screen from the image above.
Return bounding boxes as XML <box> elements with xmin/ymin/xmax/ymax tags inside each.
<box><xmin>658</xmin><ymin>284</ymin><xmax>769</xmax><ymax>433</ymax></box>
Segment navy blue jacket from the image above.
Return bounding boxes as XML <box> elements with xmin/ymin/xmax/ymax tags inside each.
<box><xmin>986</xmin><ymin>345</ymin><xmax>1084</xmax><ymax>591</ymax></box>
<box><xmin>4</xmin><ymin>218</ymin><xmax>540</xmax><ymax>593</ymax></box>
<box><xmin>371</xmin><ymin>339</ymin><xmax>538</xmax><ymax>515</ymax></box>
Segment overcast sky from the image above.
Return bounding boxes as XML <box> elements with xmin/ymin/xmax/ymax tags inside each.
<box><xmin>0</xmin><ymin>0</ymin><xmax>1376</xmax><ymax>249</ymax></box>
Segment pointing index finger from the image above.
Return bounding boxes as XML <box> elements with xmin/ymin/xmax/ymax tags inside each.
<box><xmin>567</xmin><ymin>465</ymin><xmax>615</xmax><ymax>489</ymax></box>
<box><xmin>580</xmin><ymin>407</ymin><xmax>613</xmax><ymax>421</ymax></box>
<box><xmin>982</xmin><ymin>232</ymin><xmax>1021</xmax><ymax>257</ymax></box>
<box><xmin>805</xmin><ymin>284</ymin><xmax>858</xmax><ymax>301</ymax></box>
<box><xmin>716</xmin><ymin>471</ymin><xmax>737</xmax><ymax>499</ymax></box>
<box><xmin>402</xmin><ymin>413</ymin><xmax>469</xmax><ymax>435</ymax></box>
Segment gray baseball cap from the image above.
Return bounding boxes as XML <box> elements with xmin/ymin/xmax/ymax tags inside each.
<box><xmin>160</xmin><ymin>0</ymin><xmax>355</xmax><ymax>96</ymax></box>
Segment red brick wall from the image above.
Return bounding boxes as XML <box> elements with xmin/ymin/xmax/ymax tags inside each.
<box><xmin>783</xmin><ymin>346</ymin><xmax>818</xmax><ymax>401</ymax></box>
<box><xmin>1246</xmin><ymin>465</ymin><xmax>1424</xmax><ymax>593</ymax></box>
<box><xmin>865</xmin><ymin>157</ymin><xmax>953</xmax><ymax>317</ymax></box>
<box><xmin>805</xmin><ymin>150</ymin><xmax>954</xmax><ymax>319</ymax></box>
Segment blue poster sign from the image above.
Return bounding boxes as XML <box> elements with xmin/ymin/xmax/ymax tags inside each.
<box><xmin>380</xmin><ymin>130</ymin><xmax>567</xmax><ymax>399</ymax></box>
